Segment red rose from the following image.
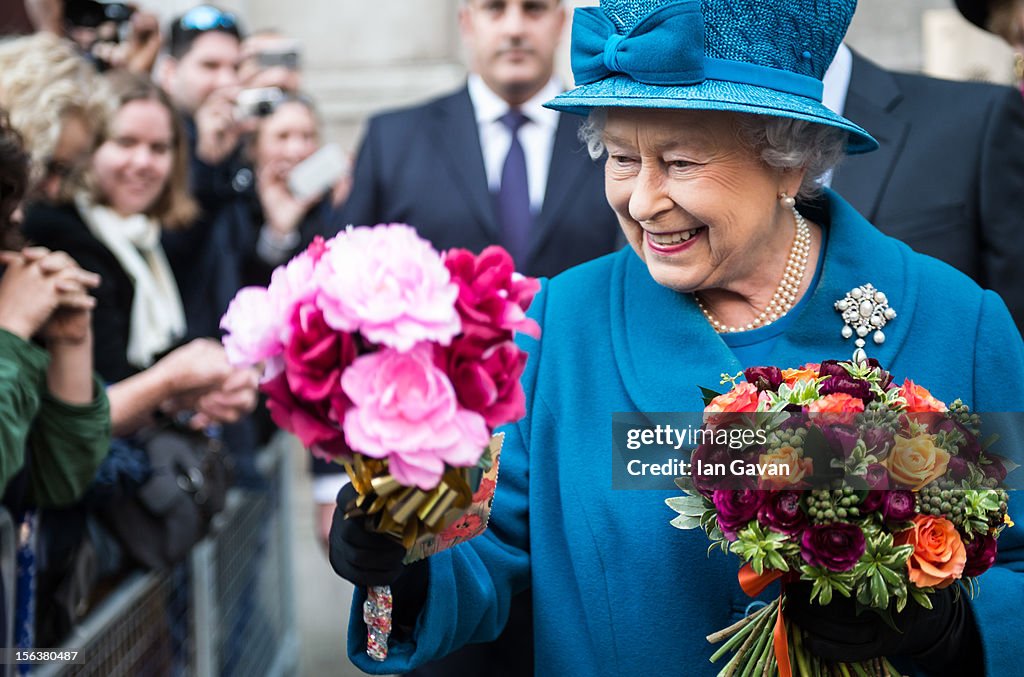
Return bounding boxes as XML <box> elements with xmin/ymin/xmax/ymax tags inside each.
<box><xmin>439</xmin><ymin>338</ymin><xmax>528</xmax><ymax>428</ymax></box>
<box><xmin>284</xmin><ymin>303</ymin><xmax>358</xmax><ymax>408</ymax></box>
<box><xmin>444</xmin><ymin>246</ymin><xmax>541</xmax><ymax>343</ymax></box>
<box><xmin>262</xmin><ymin>372</ymin><xmax>351</xmax><ymax>461</ymax></box>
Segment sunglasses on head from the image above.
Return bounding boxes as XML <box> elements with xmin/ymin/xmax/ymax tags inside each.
<box><xmin>178</xmin><ymin>5</ymin><xmax>239</xmax><ymax>33</ymax></box>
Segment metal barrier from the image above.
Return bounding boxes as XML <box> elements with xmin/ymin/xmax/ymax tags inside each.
<box><xmin>1</xmin><ymin>507</ymin><xmax>16</xmax><ymax>677</ymax></box>
<box><xmin>33</xmin><ymin>436</ymin><xmax>298</xmax><ymax>677</ymax></box>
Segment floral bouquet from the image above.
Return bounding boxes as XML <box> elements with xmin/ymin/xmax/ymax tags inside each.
<box><xmin>667</xmin><ymin>359</ymin><xmax>1014</xmax><ymax>676</ymax></box>
<box><xmin>220</xmin><ymin>224</ymin><xmax>540</xmax><ymax>660</ymax></box>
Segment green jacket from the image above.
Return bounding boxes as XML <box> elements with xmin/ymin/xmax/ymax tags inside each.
<box><xmin>0</xmin><ymin>329</ymin><xmax>110</xmax><ymax>507</ymax></box>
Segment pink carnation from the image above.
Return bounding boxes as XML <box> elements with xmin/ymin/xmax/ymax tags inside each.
<box><xmin>221</xmin><ymin>287</ymin><xmax>283</xmax><ymax>367</ymax></box>
<box><xmin>315</xmin><ymin>225</ymin><xmax>461</xmax><ymax>351</ymax></box>
<box><xmin>444</xmin><ymin>246</ymin><xmax>541</xmax><ymax>343</ymax></box>
<box><xmin>342</xmin><ymin>344</ymin><xmax>489</xmax><ymax>490</ymax></box>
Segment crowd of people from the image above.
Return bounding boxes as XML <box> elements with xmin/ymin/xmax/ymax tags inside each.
<box><xmin>0</xmin><ymin>0</ymin><xmax>1022</xmax><ymax>674</ymax></box>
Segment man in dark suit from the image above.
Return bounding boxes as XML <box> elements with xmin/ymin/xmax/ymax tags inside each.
<box><xmin>826</xmin><ymin>45</ymin><xmax>1024</xmax><ymax>332</ymax></box>
<box><xmin>337</xmin><ymin>0</ymin><xmax>621</xmax><ymax>279</ymax></box>
<box><xmin>322</xmin><ymin>2</ymin><xmax>622</xmax><ymax>674</ymax></box>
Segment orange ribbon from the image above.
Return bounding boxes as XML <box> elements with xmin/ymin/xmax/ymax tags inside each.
<box><xmin>737</xmin><ymin>564</ymin><xmax>792</xmax><ymax>677</ymax></box>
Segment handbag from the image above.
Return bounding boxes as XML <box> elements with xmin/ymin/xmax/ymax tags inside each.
<box><xmin>99</xmin><ymin>422</ymin><xmax>232</xmax><ymax>570</ymax></box>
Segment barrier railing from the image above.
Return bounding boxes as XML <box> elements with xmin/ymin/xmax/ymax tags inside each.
<box><xmin>32</xmin><ymin>436</ymin><xmax>298</xmax><ymax>677</ymax></box>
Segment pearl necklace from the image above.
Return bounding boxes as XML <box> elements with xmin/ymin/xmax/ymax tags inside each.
<box><xmin>695</xmin><ymin>206</ymin><xmax>811</xmax><ymax>333</ymax></box>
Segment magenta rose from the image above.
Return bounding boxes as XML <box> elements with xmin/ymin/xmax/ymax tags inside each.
<box><xmin>439</xmin><ymin>338</ymin><xmax>527</xmax><ymax>428</ymax></box>
<box><xmin>444</xmin><ymin>246</ymin><xmax>541</xmax><ymax>344</ymax></box>
<box><xmin>284</xmin><ymin>303</ymin><xmax>358</xmax><ymax>405</ymax></box>
<box><xmin>758</xmin><ymin>491</ymin><xmax>806</xmax><ymax>535</ymax></box>
<box><xmin>882</xmin><ymin>490</ymin><xmax>916</xmax><ymax>521</ymax></box>
<box><xmin>342</xmin><ymin>344</ymin><xmax>490</xmax><ymax>490</ymax></box>
<box><xmin>713</xmin><ymin>489</ymin><xmax>765</xmax><ymax>540</ymax></box>
<box><xmin>800</xmin><ymin>523</ymin><xmax>866</xmax><ymax>572</ymax></box>
<box><xmin>261</xmin><ymin>372</ymin><xmax>350</xmax><ymax>461</ymax></box>
<box><xmin>860</xmin><ymin>463</ymin><xmax>891</xmax><ymax>513</ymax></box>
<box><xmin>962</xmin><ymin>534</ymin><xmax>998</xmax><ymax>577</ymax></box>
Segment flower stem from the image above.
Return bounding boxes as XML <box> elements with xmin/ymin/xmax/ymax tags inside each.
<box><xmin>711</xmin><ymin>599</ymin><xmax>776</xmax><ymax>664</ymax></box>
<box><xmin>707</xmin><ymin>609</ymin><xmax>761</xmax><ymax>644</ymax></box>
<box><xmin>720</xmin><ymin>601</ymin><xmax>777</xmax><ymax>676</ymax></box>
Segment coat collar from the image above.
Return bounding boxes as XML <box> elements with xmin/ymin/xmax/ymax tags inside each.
<box><xmin>609</xmin><ymin>189</ymin><xmax>915</xmax><ymax>413</ymax></box>
<box><xmin>830</xmin><ymin>51</ymin><xmax>909</xmax><ymax>220</ymax></box>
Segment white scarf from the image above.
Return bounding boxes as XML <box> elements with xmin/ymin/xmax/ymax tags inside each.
<box><xmin>76</xmin><ymin>194</ymin><xmax>186</xmax><ymax>369</ymax></box>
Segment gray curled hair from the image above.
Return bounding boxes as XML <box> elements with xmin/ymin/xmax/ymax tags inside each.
<box><xmin>579</xmin><ymin>109</ymin><xmax>847</xmax><ymax>200</ymax></box>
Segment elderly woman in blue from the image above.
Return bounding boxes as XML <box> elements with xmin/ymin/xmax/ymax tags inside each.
<box><xmin>330</xmin><ymin>0</ymin><xmax>1024</xmax><ymax>674</ymax></box>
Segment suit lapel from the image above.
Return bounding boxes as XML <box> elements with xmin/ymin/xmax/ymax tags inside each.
<box><xmin>428</xmin><ymin>87</ymin><xmax>501</xmax><ymax>240</ymax></box>
<box><xmin>529</xmin><ymin>113</ymin><xmax>596</xmax><ymax>259</ymax></box>
<box><xmin>831</xmin><ymin>52</ymin><xmax>909</xmax><ymax>221</ymax></box>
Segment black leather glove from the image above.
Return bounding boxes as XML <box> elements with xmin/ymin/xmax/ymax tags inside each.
<box><xmin>785</xmin><ymin>582</ymin><xmax>982</xmax><ymax>675</ymax></box>
<box><xmin>328</xmin><ymin>483</ymin><xmax>407</xmax><ymax>587</ymax></box>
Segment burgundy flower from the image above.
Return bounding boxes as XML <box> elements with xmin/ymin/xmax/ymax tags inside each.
<box><xmin>758</xmin><ymin>491</ymin><xmax>807</xmax><ymax>535</ymax></box>
<box><xmin>690</xmin><ymin>443</ymin><xmax>732</xmax><ymax>497</ymax></box>
<box><xmin>981</xmin><ymin>455</ymin><xmax>1008</xmax><ymax>483</ymax></box>
<box><xmin>800</xmin><ymin>523</ymin><xmax>866</xmax><ymax>572</ymax></box>
<box><xmin>712</xmin><ymin>489</ymin><xmax>766</xmax><ymax>540</ymax></box>
<box><xmin>947</xmin><ymin>455</ymin><xmax>971</xmax><ymax>481</ymax></box>
<box><xmin>262</xmin><ymin>372</ymin><xmax>351</xmax><ymax>461</ymax></box>
<box><xmin>882</xmin><ymin>490</ymin><xmax>916</xmax><ymax>521</ymax></box>
<box><xmin>820</xmin><ymin>424</ymin><xmax>860</xmax><ymax>459</ymax></box>
<box><xmin>865</xmin><ymin>463</ymin><xmax>890</xmax><ymax>490</ymax></box>
<box><xmin>444</xmin><ymin>246</ymin><xmax>541</xmax><ymax>344</ymax></box>
<box><xmin>861</xmin><ymin>489</ymin><xmax>887</xmax><ymax>513</ymax></box>
<box><xmin>438</xmin><ymin>338</ymin><xmax>528</xmax><ymax>428</ymax></box>
<box><xmin>744</xmin><ymin>366</ymin><xmax>783</xmax><ymax>392</ymax></box>
<box><xmin>962</xmin><ymin>534</ymin><xmax>998</xmax><ymax>577</ymax></box>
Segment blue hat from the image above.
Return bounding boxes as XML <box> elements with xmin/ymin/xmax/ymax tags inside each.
<box><xmin>546</xmin><ymin>0</ymin><xmax>878</xmax><ymax>154</ymax></box>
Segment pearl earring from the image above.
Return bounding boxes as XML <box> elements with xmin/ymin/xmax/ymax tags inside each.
<box><xmin>779</xmin><ymin>193</ymin><xmax>796</xmax><ymax>209</ymax></box>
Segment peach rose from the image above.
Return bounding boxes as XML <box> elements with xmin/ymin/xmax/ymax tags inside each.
<box><xmin>895</xmin><ymin>515</ymin><xmax>966</xmax><ymax>589</ymax></box>
<box><xmin>758</xmin><ymin>445</ymin><xmax>813</xmax><ymax>488</ymax></box>
<box><xmin>782</xmin><ymin>363</ymin><xmax>820</xmax><ymax>386</ymax></box>
<box><xmin>900</xmin><ymin>380</ymin><xmax>947</xmax><ymax>413</ymax></box>
<box><xmin>886</xmin><ymin>433</ymin><xmax>950</xmax><ymax>490</ymax></box>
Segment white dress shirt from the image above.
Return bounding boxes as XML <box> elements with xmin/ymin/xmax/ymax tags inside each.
<box><xmin>820</xmin><ymin>43</ymin><xmax>854</xmax><ymax>188</ymax></box>
<box><xmin>468</xmin><ymin>74</ymin><xmax>562</xmax><ymax>213</ymax></box>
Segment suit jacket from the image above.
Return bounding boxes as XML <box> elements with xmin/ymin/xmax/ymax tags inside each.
<box><xmin>833</xmin><ymin>51</ymin><xmax>1024</xmax><ymax>334</ymax></box>
<box><xmin>338</xmin><ymin>85</ymin><xmax>622</xmax><ymax>280</ymax></box>
<box><xmin>346</xmin><ymin>190</ymin><xmax>1024</xmax><ymax>676</ymax></box>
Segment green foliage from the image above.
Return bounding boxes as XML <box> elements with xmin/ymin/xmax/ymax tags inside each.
<box><xmin>799</xmin><ymin>564</ymin><xmax>854</xmax><ymax>606</ymax></box>
<box><xmin>666</xmin><ymin>493</ymin><xmax>711</xmax><ymax>531</ymax></box>
<box><xmin>852</xmin><ymin>531</ymin><xmax>913</xmax><ymax>611</ymax></box>
<box><xmin>730</xmin><ymin>522</ymin><xmax>791</xmax><ymax>575</ymax></box>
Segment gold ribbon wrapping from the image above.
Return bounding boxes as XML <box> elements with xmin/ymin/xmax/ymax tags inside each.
<box><xmin>343</xmin><ymin>456</ymin><xmax>483</xmax><ymax>551</ymax></box>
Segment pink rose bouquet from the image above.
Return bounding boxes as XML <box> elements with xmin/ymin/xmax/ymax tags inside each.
<box><xmin>221</xmin><ymin>224</ymin><xmax>540</xmax><ymax>660</ymax></box>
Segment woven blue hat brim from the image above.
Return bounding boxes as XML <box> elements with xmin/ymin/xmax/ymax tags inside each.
<box><xmin>547</xmin><ymin>75</ymin><xmax>879</xmax><ymax>155</ymax></box>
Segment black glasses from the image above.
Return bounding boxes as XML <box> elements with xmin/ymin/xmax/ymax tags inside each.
<box><xmin>177</xmin><ymin>5</ymin><xmax>239</xmax><ymax>33</ymax></box>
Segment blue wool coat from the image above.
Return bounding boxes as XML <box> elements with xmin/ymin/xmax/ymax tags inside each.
<box><xmin>347</xmin><ymin>190</ymin><xmax>1024</xmax><ymax>675</ymax></box>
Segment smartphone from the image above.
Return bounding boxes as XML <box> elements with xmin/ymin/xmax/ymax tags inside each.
<box><xmin>234</xmin><ymin>87</ymin><xmax>283</xmax><ymax>120</ymax></box>
<box><xmin>287</xmin><ymin>144</ymin><xmax>348</xmax><ymax>201</ymax></box>
<box><xmin>257</xmin><ymin>45</ymin><xmax>301</xmax><ymax>71</ymax></box>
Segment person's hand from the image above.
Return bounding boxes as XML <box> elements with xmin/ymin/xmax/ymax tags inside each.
<box><xmin>194</xmin><ymin>90</ymin><xmax>241</xmax><ymax>166</ymax></box>
<box><xmin>187</xmin><ymin>366</ymin><xmax>259</xmax><ymax>428</ymax></box>
<box><xmin>152</xmin><ymin>338</ymin><xmax>233</xmax><ymax>398</ymax></box>
<box><xmin>124</xmin><ymin>11</ymin><xmax>162</xmax><ymax>74</ymax></box>
<box><xmin>0</xmin><ymin>248</ymin><xmax>99</xmax><ymax>340</ymax></box>
<box><xmin>785</xmin><ymin>581</ymin><xmax>961</xmax><ymax>663</ymax></box>
<box><xmin>257</xmin><ymin>160</ymin><xmax>320</xmax><ymax>237</ymax></box>
<box><xmin>329</xmin><ymin>483</ymin><xmax>407</xmax><ymax>587</ymax></box>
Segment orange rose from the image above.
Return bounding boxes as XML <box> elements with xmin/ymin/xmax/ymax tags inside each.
<box><xmin>705</xmin><ymin>382</ymin><xmax>763</xmax><ymax>425</ymax></box>
<box><xmin>806</xmin><ymin>392</ymin><xmax>865</xmax><ymax>426</ymax></box>
<box><xmin>782</xmin><ymin>363</ymin><xmax>820</xmax><ymax>386</ymax></box>
<box><xmin>886</xmin><ymin>433</ymin><xmax>950</xmax><ymax>490</ymax></box>
<box><xmin>895</xmin><ymin>515</ymin><xmax>966</xmax><ymax>589</ymax></box>
<box><xmin>900</xmin><ymin>380</ymin><xmax>947</xmax><ymax>413</ymax></box>
<box><xmin>758</xmin><ymin>445</ymin><xmax>813</xmax><ymax>488</ymax></box>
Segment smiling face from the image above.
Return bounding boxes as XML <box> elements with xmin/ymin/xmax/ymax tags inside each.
<box><xmin>602</xmin><ymin>108</ymin><xmax>805</xmax><ymax>298</ymax></box>
<box><xmin>459</xmin><ymin>0</ymin><xmax>565</xmax><ymax>105</ymax></box>
<box><xmin>92</xmin><ymin>99</ymin><xmax>174</xmax><ymax>217</ymax></box>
